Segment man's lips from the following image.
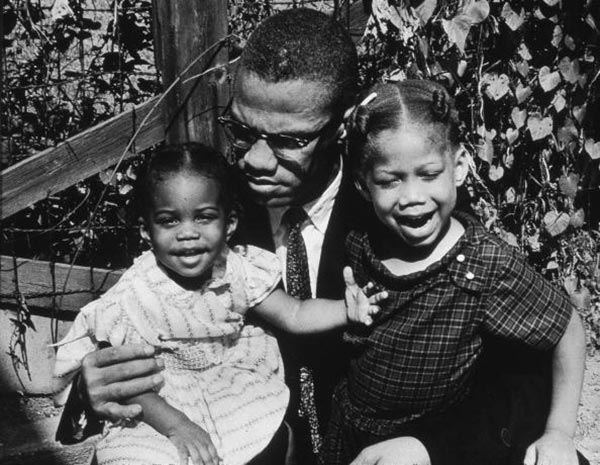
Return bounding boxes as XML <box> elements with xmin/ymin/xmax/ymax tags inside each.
<box><xmin>246</xmin><ymin>176</ymin><xmax>276</xmax><ymax>186</ymax></box>
<box><xmin>396</xmin><ymin>211</ymin><xmax>435</xmax><ymax>228</ymax></box>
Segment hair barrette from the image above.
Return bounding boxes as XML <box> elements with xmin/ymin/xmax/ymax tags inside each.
<box><xmin>359</xmin><ymin>92</ymin><xmax>377</xmax><ymax>107</ymax></box>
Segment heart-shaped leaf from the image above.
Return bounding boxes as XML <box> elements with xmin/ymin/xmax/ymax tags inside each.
<box><xmin>506</xmin><ymin>128</ymin><xmax>519</xmax><ymax>145</ymax></box>
<box><xmin>573</xmin><ymin>105</ymin><xmax>586</xmax><ymax>124</ymax></box>
<box><xmin>551</xmin><ymin>25</ymin><xmax>563</xmax><ymax>48</ymax></box>
<box><xmin>527</xmin><ymin>115</ymin><xmax>553</xmax><ymax>141</ymax></box>
<box><xmin>584</xmin><ymin>138</ymin><xmax>600</xmax><ymax>160</ymax></box>
<box><xmin>515</xmin><ymin>83</ymin><xmax>533</xmax><ymax>103</ymax></box>
<box><xmin>511</xmin><ymin>107</ymin><xmax>527</xmax><ymax>128</ymax></box>
<box><xmin>501</xmin><ymin>3</ymin><xmax>525</xmax><ymax>30</ymax></box>
<box><xmin>483</xmin><ymin>73</ymin><xmax>511</xmax><ymax>100</ymax></box>
<box><xmin>477</xmin><ymin>137</ymin><xmax>494</xmax><ymax>163</ymax></box>
<box><xmin>488</xmin><ymin>164</ymin><xmax>504</xmax><ymax>181</ymax></box>
<box><xmin>569</xmin><ymin>209</ymin><xmax>585</xmax><ymax>229</ymax></box>
<box><xmin>518</xmin><ymin>43</ymin><xmax>532</xmax><ymax>61</ymax></box>
<box><xmin>538</xmin><ymin>66</ymin><xmax>561</xmax><ymax>92</ymax></box>
<box><xmin>557</xmin><ymin>118</ymin><xmax>578</xmax><ymax>147</ymax></box>
<box><xmin>442</xmin><ymin>0</ymin><xmax>490</xmax><ymax>52</ymax></box>
<box><xmin>552</xmin><ymin>92</ymin><xmax>566</xmax><ymax>113</ymax></box>
<box><xmin>565</xmin><ymin>34</ymin><xmax>577</xmax><ymax>51</ymax></box>
<box><xmin>543</xmin><ymin>210</ymin><xmax>570</xmax><ymax>237</ymax></box>
<box><xmin>99</xmin><ymin>169</ymin><xmax>115</xmax><ymax>186</ymax></box>
<box><xmin>414</xmin><ymin>0</ymin><xmax>437</xmax><ymax>24</ymax></box>
<box><xmin>515</xmin><ymin>60</ymin><xmax>529</xmax><ymax>78</ymax></box>
<box><xmin>558</xmin><ymin>57</ymin><xmax>580</xmax><ymax>84</ymax></box>
<box><xmin>504</xmin><ymin>187</ymin><xmax>516</xmax><ymax>203</ymax></box>
<box><xmin>558</xmin><ymin>172</ymin><xmax>579</xmax><ymax>200</ymax></box>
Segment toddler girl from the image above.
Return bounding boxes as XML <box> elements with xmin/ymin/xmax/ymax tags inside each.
<box><xmin>320</xmin><ymin>81</ymin><xmax>588</xmax><ymax>465</ymax></box>
<box><xmin>53</xmin><ymin>143</ymin><xmax>383</xmax><ymax>465</ymax></box>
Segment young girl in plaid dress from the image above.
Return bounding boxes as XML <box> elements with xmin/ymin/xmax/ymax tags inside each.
<box><xmin>320</xmin><ymin>81</ymin><xmax>589</xmax><ymax>465</ymax></box>
<box><xmin>53</xmin><ymin>143</ymin><xmax>383</xmax><ymax>465</ymax></box>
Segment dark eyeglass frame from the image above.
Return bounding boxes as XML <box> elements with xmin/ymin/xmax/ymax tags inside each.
<box><xmin>217</xmin><ymin>99</ymin><xmax>335</xmax><ymax>153</ymax></box>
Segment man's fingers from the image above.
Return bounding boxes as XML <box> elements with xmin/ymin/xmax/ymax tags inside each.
<box><xmin>83</xmin><ymin>356</ymin><xmax>164</xmax><ymax>386</ymax></box>
<box><xmin>100</xmin><ymin>401</ymin><xmax>142</xmax><ymax>421</ymax></box>
<box><xmin>85</xmin><ymin>344</ymin><xmax>156</xmax><ymax>368</ymax></box>
<box><xmin>89</xmin><ymin>373</ymin><xmax>164</xmax><ymax>410</ymax></box>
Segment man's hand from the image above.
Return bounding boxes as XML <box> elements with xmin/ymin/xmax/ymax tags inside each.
<box><xmin>81</xmin><ymin>344</ymin><xmax>165</xmax><ymax>421</ymax></box>
<box><xmin>166</xmin><ymin>417</ymin><xmax>221</xmax><ymax>465</ymax></box>
<box><xmin>350</xmin><ymin>437</ymin><xmax>431</xmax><ymax>465</ymax></box>
<box><xmin>343</xmin><ymin>266</ymin><xmax>387</xmax><ymax>326</ymax></box>
<box><xmin>523</xmin><ymin>429</ymin><xmax>579</xmax><ymax>465</ymax></box>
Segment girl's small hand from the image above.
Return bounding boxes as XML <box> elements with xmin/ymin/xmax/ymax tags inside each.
<box><xmin>343</xmin><ymin>266</ymin><xmax>388</xmax><ymax>325</ymax></box>
<box><xmin>523</xmin><ymin>429</ymin><xmax>579</xmax><ymax>465</ymax></box>
<box><xmin>166</xmin><ymin>418</ymin><xmax>220</xmax><ymax>465</ymax></box>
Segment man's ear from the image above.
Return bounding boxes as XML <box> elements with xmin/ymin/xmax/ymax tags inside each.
<box><xmin>354</xmin><ymin>178</ymin><xmax>372</xmax><ymax>202</ymax></box>
<box><xmin>453</xmin><ymin>145</ymin><xmax>470</xmax><ymax>187</ymax></box>
<box><xmin>139</xmin><ymin>217</ymin><xmax>151</xmax><ymax>245</ymax></box>
<box><xmin>226</xmin><ymin>210</ymin><xmax>239</xmax><ymax>241</ymax></box>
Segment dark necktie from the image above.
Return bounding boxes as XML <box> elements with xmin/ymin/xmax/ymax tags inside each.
<box><xmin>284</xmin><ymin>207</ymin><xmax>322</xmax><ymax>455</ymax></box>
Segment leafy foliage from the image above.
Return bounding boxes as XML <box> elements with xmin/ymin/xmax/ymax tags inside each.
<box><xmin>358</xmin><ymin>0</ymin><xmax>600</xmax><ymax>348</ymax></box>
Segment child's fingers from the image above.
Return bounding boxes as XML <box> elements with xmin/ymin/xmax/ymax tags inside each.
<box><xmin>343</xmin><ymin>266</ymin><xmax>357</xmax><ymax>289</ymax></box>
<box><xmin>362</xmin><ymin>282</ymin><xmax>374</xmax><ymax>294</ymax></box>
<box><xmin>368</xmin><ymin>291</ymin><xmax>388</xmax><ymax>304</ymax></box>
<box><xmin>195</xmin><ymin>442</ymin><xmax>219</xmax><ymax>465</ymax></box>
<box><xmin>368</xmin><ymin>305</ymin><xmax>381</xmax><ymax>315</ymax></box>
<box><xmin>175</xmin><ymin>444</ymin><xmax>189</xmax><ymax>465</ymax></box>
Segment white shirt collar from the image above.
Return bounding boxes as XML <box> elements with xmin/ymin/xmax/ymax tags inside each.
<box><xmin>268</xmin><ymin>156</ymin><xmax>343</xmax><ymax>234</ymax></box>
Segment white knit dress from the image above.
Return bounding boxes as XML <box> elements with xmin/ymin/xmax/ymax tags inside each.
<box><xmin>54</xmin><ymin>245</ymin><xmax>289</xmax><ymax>465</ymax></box>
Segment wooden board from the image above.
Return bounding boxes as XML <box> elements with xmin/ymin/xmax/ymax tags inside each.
<box><xmin>341</xmin><ymin>0</ymin><xmax>370</xmax><ymax>42</ymax></box>
<box><xmin>0</xmin><ymin>255</ymin><xmax>123</xmax><ymax>313</ymax></box>
<box><xmin>1</xmin><ymin>96</ymin><xmax>165</xmax><ymax>220</ymax></box>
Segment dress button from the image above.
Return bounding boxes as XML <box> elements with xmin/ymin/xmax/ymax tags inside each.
<box><xmin>466</xmin><ymin>271</ymin><xmax>475</xmax><ymax>280</ymax></box>
<box><xmin>456</xmin><ymin>254</ymin><xmax>465</xmax><ymax>262</ymax></box>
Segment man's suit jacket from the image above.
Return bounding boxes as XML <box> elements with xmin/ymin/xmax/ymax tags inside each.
<box><xmin>232</xmin><ymin>165</ymin><xmax>375</xmax><ymax>429</ymax></box>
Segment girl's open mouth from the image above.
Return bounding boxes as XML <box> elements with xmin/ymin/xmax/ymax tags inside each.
<box><xmin>397</xmin><ymin>212</ymin><xmax>434</xmax><ymax>228</ymax></box>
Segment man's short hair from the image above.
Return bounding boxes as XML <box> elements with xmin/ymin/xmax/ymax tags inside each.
<box><xmin>239</xmin><ymin>8</ymin><xmax>358</xmax><ymax>112</ymax></box>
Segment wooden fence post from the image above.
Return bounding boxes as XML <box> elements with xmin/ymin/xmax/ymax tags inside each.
<box><xmin>152</xmin><ymin>1</ymin><xmax>229</xmax><ymax>148</ymax></box>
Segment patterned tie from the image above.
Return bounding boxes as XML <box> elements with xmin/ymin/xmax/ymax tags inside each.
<box><xmin>284</xmin><ymin>207</ymin><xmax>322</xmax><ymax>455</ymax></box>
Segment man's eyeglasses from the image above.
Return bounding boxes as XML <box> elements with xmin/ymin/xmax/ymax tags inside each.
<box><xmin>217</xmin><ymin>101</ymin><xmax>334</xmax><ymax>153</ymax></box>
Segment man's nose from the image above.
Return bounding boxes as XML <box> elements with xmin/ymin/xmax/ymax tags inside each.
<box><xmin>241</xmin><ymin>139</ymin><xmax>278</xmax><ymax>173</ymax></box>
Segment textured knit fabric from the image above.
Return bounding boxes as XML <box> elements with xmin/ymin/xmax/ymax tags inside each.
<box><xmin>329</xmin><ymin>212</ymin><xmax>572</xmax><ymax>441</ymax></box>
<box><xmin>53</xmin><ymin>246</ymin><xmax>289</xmax><ymax>465</ymax></box>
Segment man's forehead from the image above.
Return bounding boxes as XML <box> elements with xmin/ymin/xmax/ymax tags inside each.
<box><xmin>233</xmin><ymin>70</ymin><xmax>334</xmax><ymax>112</ymax></box>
